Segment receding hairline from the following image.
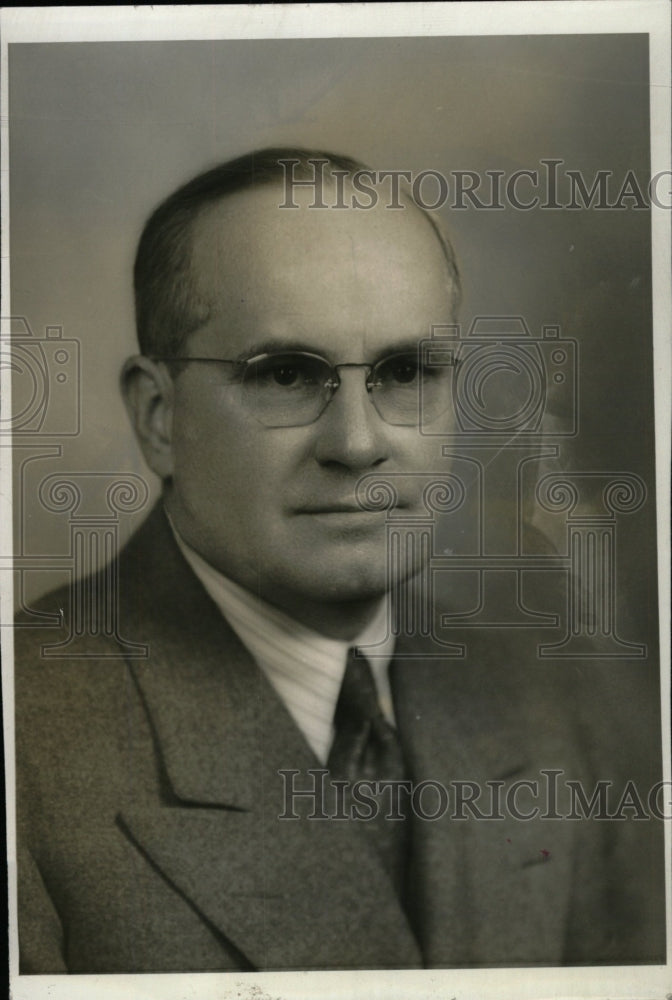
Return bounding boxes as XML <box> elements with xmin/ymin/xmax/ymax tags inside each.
<box><xmin>185</xmin><ymin>174</ymin><xmax>460</xmax><ymax>309</ymax></box>
<box><xmin>188</xmin><ymin>171</ymin><xmax>455</xmax><ymax>253</ymax></box>
<box><xmin>133</xmin><ymin>149</ymin><xmax>461</xmax><ymax>356</ymax></box>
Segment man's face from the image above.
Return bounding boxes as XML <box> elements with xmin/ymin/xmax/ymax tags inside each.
<box><xmin>163</xmin><ymin>182</ymin><xmax>455</xmax><ymax>625</ymax></box>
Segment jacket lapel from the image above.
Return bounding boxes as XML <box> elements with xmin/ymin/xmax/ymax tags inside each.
<box><xmin>115</xmin><ymin>506</ymin><xmax>421</xmax><ymax>969</ymax></box>
<box><xmin>113</xmin><ymin>506</ymin><xmax>576</xmax><ymax>968</ymax></box>
<box><xmin>392</xmin><ymin>633</ymin><xmax>578</xmax><ymax>966</ymax></box>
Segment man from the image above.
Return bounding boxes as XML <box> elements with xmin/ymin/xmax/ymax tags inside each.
<box><xmin>14</xmin><ymin>149</ymin><xmax>665</xmax><ymax>973</ymax></box>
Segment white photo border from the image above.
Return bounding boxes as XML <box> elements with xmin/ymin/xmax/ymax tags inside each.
<box><xmin>1</xmin><ymin>4</ymin><xmax>670</xmax><ymax>999</ymax></box>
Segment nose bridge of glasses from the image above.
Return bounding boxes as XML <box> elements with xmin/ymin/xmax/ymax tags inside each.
<box><xmin>331</xmin><ymin>361</ymin><xmax>377</xmax><ymax>393</ymax></box>
<box><xmin>320</xmin><ymin>361</ymin><xmax>389</xmax><ymax>436</ymax></box>
<box><xmin>317</xmin><ymin>362</ymin><xmax>389</xmax><ymax>450</ymax></box>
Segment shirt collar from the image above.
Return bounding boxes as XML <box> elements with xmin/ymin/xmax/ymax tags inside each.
<box><xmin>170</xmin><ymin>521</ymin><xmax>396</xmax><ymax>762</ymax></box>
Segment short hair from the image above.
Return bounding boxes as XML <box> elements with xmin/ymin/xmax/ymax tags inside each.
<box><xmin>133</xmin><ymin>147</ymin><xmax>462</xmax><ymax>357</ymax></box>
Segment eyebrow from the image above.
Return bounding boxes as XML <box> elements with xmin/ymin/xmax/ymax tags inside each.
<box><xmin>234</xmin><ymin>336</ymin><xmax>429</xmax><ymax>365</ymax></box>
<box><xmin>234</xmin><ymin>339</ymin><xmax>322</xmax><ymax>362</ymax></box>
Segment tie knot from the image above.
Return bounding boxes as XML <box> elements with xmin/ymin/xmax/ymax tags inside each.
<box><xmin>333</xmin><ymin>647</ymin><xmax>386</xmax><ymax>732</ymax></box>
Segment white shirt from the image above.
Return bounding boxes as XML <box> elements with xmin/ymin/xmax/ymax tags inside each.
<box><xmin>173</xmin><ymin>531</ymin><xmax>397</xmax><ymax>763</ymax></box>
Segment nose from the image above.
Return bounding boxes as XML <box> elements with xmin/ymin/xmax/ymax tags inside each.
<box><xmin>313</xmin><ymin>367</ymin><xmax>389</xmax><ymax>471</ymax></box>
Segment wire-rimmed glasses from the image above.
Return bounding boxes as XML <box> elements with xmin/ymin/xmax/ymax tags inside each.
<box><xmin>152</xmin><ymin>349</ymin><xmax>455</xmax><ymax>428</ymax></box>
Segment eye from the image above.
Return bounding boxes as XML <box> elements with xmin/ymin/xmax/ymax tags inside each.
<box><xmin>246</xmin><ymin>353</ymin><xmax>326</xmax><ymax>390</ymax></box>
<box><xmin>271</xmin><ymin>362</ymin><xmax>302</xmax><ymax>386</ymax></box>
<box><xmin>391</xmin><ymin>360</ymin><xmax>419</xmax><ymax>384</ymax></box>
<box><xmin>377</xmin><ymin>354</ymin><xmax>422</xmax><ymax>385</ymax></box>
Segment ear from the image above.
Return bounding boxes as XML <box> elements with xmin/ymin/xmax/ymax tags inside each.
<box><xmin>120</xmin><ymin>355</ymin><xmax>175</xmax><ymax>480</ymax></box>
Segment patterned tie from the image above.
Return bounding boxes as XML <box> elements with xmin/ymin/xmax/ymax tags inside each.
<box><xmin>327</xmin><ymin>647</ymin><xmax>410</xmax><ymax>899</ymax></box>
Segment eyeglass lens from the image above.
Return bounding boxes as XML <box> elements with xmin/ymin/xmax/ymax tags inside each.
<box><xmin>238</xmin><ymin>351</ymin><xmax>452</xmax><ymax>427</ymax></box>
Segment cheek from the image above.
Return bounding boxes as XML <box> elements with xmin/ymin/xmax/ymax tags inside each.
<box><xmin>171</xmin><ymin>406</ymin><xmax>283</xmax><ymax>513</ymax></box>
<box><xmin>170</xmin><ymin>402</ymin><xmax>233</xmax><ymax>499</ymax></box>
<box><xmin>395</xmin><ymin>430</ymin><xmax>445</xmax><ymax>468</ymax></box>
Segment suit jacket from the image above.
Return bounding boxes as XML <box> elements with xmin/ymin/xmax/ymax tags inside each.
<box><xmin>14</xmin><ymin>505</ymin><xmax>666</xmax><ymax>973</ymax></box>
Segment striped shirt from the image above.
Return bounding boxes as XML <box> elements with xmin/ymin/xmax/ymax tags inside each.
<box><xmin>173</xmin><ymin>531</ymin><xmax>396</xmax><ymax>763</ymax></box>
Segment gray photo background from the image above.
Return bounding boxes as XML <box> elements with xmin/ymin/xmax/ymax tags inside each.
<box><xmin>7</xmin><ymin>35</ymin><xmax>657</xmax><ymax>660</ymax></box>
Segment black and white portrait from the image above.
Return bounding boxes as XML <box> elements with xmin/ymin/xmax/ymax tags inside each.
<box><xmin>2</xmin><ymin>5</ymin><xmax>670</xmax><ymax>999</ymax></box>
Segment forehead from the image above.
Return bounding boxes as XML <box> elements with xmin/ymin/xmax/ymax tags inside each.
<box><xmin>187</xmin><ymin>180</ymin><xmax>454</xmax><ymax>357</ymax></box>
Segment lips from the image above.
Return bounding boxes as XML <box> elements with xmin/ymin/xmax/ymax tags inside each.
<box><xmin>292</xmin><ymin>481</ymin><xmax>414</xmax><ymax>516</ymax></box>
<box><xmin>295</xmin><ymin>500</ymin><xmax>407</xmax><ymax>514</ymax></box>
<box><xmin>298</xmin><ymin>504</ymin><xmax>381</xmax><ymax>514</ymax></box>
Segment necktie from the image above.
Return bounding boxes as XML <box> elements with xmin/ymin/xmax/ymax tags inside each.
<box><xmin>327</xmin><ymin>647</ymin><xmax>410</xmax><ymax>898</ymax></box>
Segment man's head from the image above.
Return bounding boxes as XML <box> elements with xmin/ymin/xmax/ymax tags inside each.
<box><xmin>123</xmin><ymin>148</ymin><xmax>461</xmax><ymax>636</ymax></box>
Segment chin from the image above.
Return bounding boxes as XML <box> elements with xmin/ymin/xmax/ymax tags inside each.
<box><xmin>290</xmin><ymin>558</ymin><xmax>408</xmax><ymax>606</ymax></box>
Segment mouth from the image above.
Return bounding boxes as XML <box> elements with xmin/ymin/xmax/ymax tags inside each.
<box><xmin>295</xmin><ymin>499</ymin><xmax>408</xmax><ymax>516</ymax></box>
<box><xmin>297</xmin><ymin>505</ymin><xmax>385</xmax><ymax>515</ymax></box>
